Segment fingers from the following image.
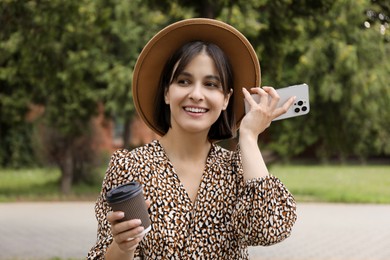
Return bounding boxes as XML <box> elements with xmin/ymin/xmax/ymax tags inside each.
<box><xmin>107</xmin><ymin>211</ymin><xmax>125</xmax><ymax>223</ymax></box>
<box><xmin>111</xmin><ymin>219</ymin><xmax>143</xmax><ymax>237</ymax></box>
<box><xmin>262</xmin><ymin>86</ymin><xmax>280</xmax><ymax>110</ymax></box>
<box><xmin>244</xmin><ymin>87</ymin><xmax>278</xmax><ymax>111</ymax></box>
<box><xmin>242</xmin><ymin>87</ymin><xmax>257</xmax><ymax>107</ymax></box>
<box><xmin>248</xmin><ymin>87</ymin><xmax>269</xmax><ymax>105</ymax></box>
<box><xmin>273</xmin><ymin>96</ymin><xmax>296</xmax><ymax>119</ymax></box>
<box><xmin>116</xmin><ymin>227</ymin><xmax>145</xmax><ymax>252</ymax></box>
<box><xmin>114</xmin><ymin>219</ymin><xmax>145</xmax><ymax>242</ymax></box>
<box><xmin>243</xmin><ymin>86</ymin><xmax>295</xmax><ymax>123</ymax></box>
<box><xmin>108</xmin><ymin>211</ymin><xmax>146</xmax><ymax>253</ymax></box>
<box><xmin>107</xmin><ymin>212</ymin><xmax>142</xmax><ymax>239</ymax></box>
<box><xmin>123</xmin><ymin>235</ymin><xmax>145</xmax><ymax>251</ymax></box>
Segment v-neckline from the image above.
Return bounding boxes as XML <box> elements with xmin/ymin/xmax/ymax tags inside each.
<box><xmin>156</xmin><ymin>140</ymin><xmax>215</xmax><ymax>207</ymax></box>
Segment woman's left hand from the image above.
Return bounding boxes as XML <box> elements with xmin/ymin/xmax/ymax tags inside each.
<box><xmin>240</xmin><ymin>87</ymin><xmax>295</xmax><ymax>138</ymax></box>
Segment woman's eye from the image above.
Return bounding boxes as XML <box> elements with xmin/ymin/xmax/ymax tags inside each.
<box><xmin>205</xmin><ymin>82</ymin><xmax>220</xmax><ymax>88</ymax></box>
<box><xmin>177</xmin><ymin>79</ymin><xmax>190</xmax><ymax>85</ymax></box>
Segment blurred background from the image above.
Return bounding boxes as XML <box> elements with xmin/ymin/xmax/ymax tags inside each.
<box><xmin>1</xmin><ymin>0</ymin><xmax>389</xmax><ymax>197</ymax></box>
<box><xmin>0</xmin><ymin>0</ymin><xmax>389</xmax><ymax>259</ymax></box>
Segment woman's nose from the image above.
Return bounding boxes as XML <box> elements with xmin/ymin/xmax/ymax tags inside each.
<box><xmin>188</xmin><ymin>83</ymin><xmax>204</xmax><ymax>101</ymax></box>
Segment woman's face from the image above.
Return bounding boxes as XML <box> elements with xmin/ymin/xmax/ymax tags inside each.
<box><xmin>164</xmin><ymin>53</ymin><xmax>231</xmax><ymax>136</ymax></box>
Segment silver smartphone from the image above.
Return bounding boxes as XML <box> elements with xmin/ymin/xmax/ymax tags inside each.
<box><xmin>244</xmin><ymin>83</ymin><xmax>310</xmax><ymax>121</ymax></box>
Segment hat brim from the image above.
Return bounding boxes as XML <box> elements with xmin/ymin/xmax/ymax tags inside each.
<box><xmin>133</xmin><ymin>18</ymin><xmax>261</xmax><ymax>136</ymax></box>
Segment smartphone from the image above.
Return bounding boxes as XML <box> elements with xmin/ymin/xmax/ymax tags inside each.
<box><xmin>244</xmin><ymin>83</ymin><xmax>310</xmax><ymax>121</ymax></box>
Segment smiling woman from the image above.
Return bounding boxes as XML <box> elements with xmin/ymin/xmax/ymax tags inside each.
<box><xmin>88</xmin><ymin>18</ymin><xmax>297</xmax><ymax>260</ymax></box>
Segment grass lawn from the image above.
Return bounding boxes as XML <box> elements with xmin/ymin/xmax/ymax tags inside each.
<box><xmin>0</xmin><ymin>164</ymin><xmax>389</xmax><ymax>203</ymax></box>
<box><xmin>271</xmin><ymin>164</ymin><xmax>390</xmax><ymax>204</ymax></box>
<box><xmin>0</xmin><ymin>167</ymin><xmax>104</xmax><ymax>202</ymax></box>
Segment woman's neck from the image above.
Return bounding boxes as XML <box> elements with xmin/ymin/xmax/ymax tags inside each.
<box><xmin>159</xmin><ymin>129</ymin><xmax>211</xmax><ymax>162</ymax></box>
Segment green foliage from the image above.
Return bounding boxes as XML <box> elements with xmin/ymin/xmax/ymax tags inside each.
<box><xmin>97</xmin><ymin>0</ymin><xmax>169</xmax><ymax>121</ymax></box>
<box><xmin>247</xmin><ymin>0</ymin><xmax>390</xmax><ymax>161</ymax></box>
<box><xmin>1</xmin><ymin>0</ymin><xmax>389</xmax><ymax>190</ymax></box>
<box><xmin>0</xmin><ymin>0</ymin><xmax>167</xmax><ymax>189</ymax></box>
<box><xmin>0</xmin><ymin>122</ymin><xmax>38</xmax><ymax>167</ymax></box>
<box><xmin>284</xmin><ymin>0</ymin><xmax>390</xmax><ymax>160</ymax></box>
<box><xmin>1</xmin><ymin>0</ymin><xmax>104</xmax><ymax>170</ymax></box>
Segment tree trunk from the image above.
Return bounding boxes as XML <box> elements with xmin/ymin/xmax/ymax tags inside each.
<box><xmin>200</xmin><ymin>0</ymin><xmax>215</xmax><ymax>18</ymax></box>
<box><xmin>60</xmin><ymin>146</ymin><xmax>73</xmax><ymax>195</ymax></box>
<box><xmin>123</xmin><ymin>116</ymin><xmax>131</xmax><ymax>149</ymax></box>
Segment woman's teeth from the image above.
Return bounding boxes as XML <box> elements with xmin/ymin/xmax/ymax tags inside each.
<box><xmin>185</xmin><ymin>107</ymin><xmax>207</xmax><ymax>113</ymax></box>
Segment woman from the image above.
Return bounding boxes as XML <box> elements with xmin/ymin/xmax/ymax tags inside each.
<box><xmin>88</xmin><ymin>18</ymin><xmax>297</xmax><ymax>260</ymax></box>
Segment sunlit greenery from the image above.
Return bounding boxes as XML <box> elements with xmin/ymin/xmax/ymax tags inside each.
<box><xmin>1</xmin><ymin>0</ymin><xmax>389</xmax><ymax>192</ymax></box>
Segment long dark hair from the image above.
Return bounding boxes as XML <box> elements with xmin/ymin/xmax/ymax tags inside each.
<box><xmin>154</xmin><ymin>41</ymin><xmax>235</xmax><ymax>140</ymax></box>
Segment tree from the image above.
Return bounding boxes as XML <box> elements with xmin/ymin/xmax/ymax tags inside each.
<box><xmin>96</xmin><ymin>0</ymin><xmax>170</xmax><ymax>147</ymax></box>
<box><xmin>1</xmin><ymin>0</ymin><xmax>108</xmax><ymax>192</ymax></box>
<box><xmin>0</xmin><ymin>0</ymin><xmax>166</xmax><ymax>193</ymax></box>
<box><xmin>265</xmin><ymin>0</ymin><xmax>390</xmax><ymax>161</ymax></box>
<box><xmin>1</xmin><ymin>1</ymin><xmax>41</xmax><ymax>168</ymax></box>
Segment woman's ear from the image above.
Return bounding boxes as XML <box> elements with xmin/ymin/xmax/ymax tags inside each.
<box><xmin>164</xmin><ymin>88</ymin><xmax>170</xmax><ymax>104</ymax></box>
<box><xmin>222</xmin><ymin>88</ymin><xmax>233</xmax><ymax>110</ymax></box>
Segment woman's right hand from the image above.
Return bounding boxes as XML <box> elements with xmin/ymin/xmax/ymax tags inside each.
<box><xmin>107</xmin><ymin>211</ymin><xmax>146</xmax><ymax>253</ymax></box>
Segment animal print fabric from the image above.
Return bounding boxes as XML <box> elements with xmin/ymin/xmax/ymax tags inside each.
<box><xmin>87</xmin><ymin>140</ymin><xmax>297</xmax><ymax>259</ymax></box>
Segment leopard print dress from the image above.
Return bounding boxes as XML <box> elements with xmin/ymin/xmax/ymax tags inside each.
<box><xmin>87</xmin><ymin>140</ymin><xmax>297</xmax><ymax>259</ymax></box>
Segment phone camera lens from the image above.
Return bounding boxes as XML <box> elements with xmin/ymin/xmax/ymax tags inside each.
<box><xmin>298</xmin><ymin>100</ymin><xmax>304</xmax><ymax>106</ymax></box>
<box><xmin>302</xmin><ymin>106</ymin><xmax>307</xmax><ymax>112</ymax></box>
<box><xmin>294</xmin><ymin>108</ymin><xmax>300</xmax><ymax>113</ymax></box>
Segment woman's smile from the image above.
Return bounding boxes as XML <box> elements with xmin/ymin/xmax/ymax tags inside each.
<box><xmin>183</xmin><ymin>106</ymin><xmax>209</xmax><ymax>114</ymax></box>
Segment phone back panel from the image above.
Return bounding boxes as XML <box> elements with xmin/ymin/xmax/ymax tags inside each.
<box><xmin>244</xmin><ymin>83</ymin><xmax>310</xmax><ymax>121</ymax></box>
<box><xmin>273</xmin><ymin>83</ymin><xmax>310</xmax><ymax>121</ymax></box>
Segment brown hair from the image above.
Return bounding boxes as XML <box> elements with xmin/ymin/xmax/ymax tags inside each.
<box><xmin>154</xmin><ymin>41</ymin><xmax>235</xmax><ymax>140</ymax></box>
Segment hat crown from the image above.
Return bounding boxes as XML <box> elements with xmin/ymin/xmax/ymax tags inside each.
<box><xmin>133</xmin><ymin>18</ymin><xmax>260</xmax><ymax>137</ymax></box>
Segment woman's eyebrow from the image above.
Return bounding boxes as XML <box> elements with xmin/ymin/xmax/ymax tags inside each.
<box><xmin>178</xmin><ymin>72</ymin><xmax>221</xmax><ymax>82</ymax></box>
<box><xmin>178</xmin><ymin>71</ymin><xmax>192</xmax><ymax>77</ymax></box>
<box><xmin>205</xmin><ymin>75</ymin><xmax>221</xmax><ymax>82</ymax></box>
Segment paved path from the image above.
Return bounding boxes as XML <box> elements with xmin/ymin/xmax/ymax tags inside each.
<box><xmin>0</xmin><ymin>202</ymin><xmax>389</xmax><ymax>260</ymax></box>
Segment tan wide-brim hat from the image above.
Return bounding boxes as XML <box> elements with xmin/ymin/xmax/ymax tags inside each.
<box><xmin>133</xmin><ymin>18</ymin><xmax>261</xmax><ymax>136</ymax></box>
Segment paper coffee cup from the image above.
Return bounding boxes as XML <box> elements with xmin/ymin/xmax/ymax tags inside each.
<box><xmin>106</xmin><ymin>182</ymin><xmax>151</xmax><ymax>234</ymax></box>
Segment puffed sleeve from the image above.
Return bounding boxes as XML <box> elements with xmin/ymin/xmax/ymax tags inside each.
<box><xmin>231</xmin><ymin>147</ymin><xmax>297</xmax><ymax>247</ymax></box>
<box><xmin>87</xmin><ymin>149</ymin><xmax>143</xmax><ymax>259</ymax></box>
